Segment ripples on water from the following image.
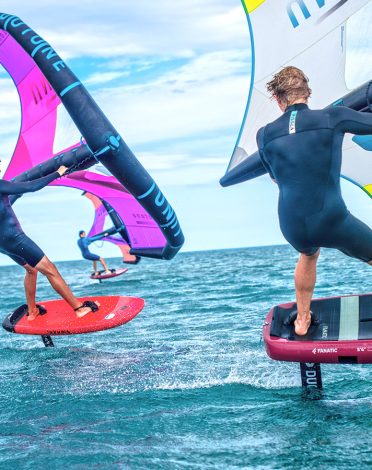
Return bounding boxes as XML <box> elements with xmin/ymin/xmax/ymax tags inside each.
<box><xmin>0</xmin><ymin>246</ymin><xmax>370</xmax><ymax>469</ymax></box>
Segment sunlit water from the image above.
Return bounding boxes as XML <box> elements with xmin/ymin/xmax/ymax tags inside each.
<box><xmin>0</xmin><ymin>246</ymin><xmax>370</xmax><ymax>469</ymax></box>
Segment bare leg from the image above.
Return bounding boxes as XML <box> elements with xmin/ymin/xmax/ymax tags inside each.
<box><xmin>369</xmin><ymin>260</ymin><xmax>372</xmax><ymax>266</ymax></box>
<box><xmin>35</xmin><ymin>256</ymin><xmax>98</xmax><ymax>317</ymax></box>
<box><xmin>23</xmin><ymin>264</ymin><xmax>39</xmax><ymax>320</ymax></box>
<box><xmin>294</xmin><ymin>250</ymin><xmax>320</xmax><ymax>336</ymax></box>
<box><xmin>99</xmin><ymin>257</ymin><xmax>110</xmax><ymax>273</ymax></box>
<box><xmin>93</xmin><ymin>260</ymin><xmax>97</xmax><ymax>273</ymax></box>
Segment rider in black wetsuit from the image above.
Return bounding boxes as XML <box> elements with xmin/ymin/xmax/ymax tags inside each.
<box><xmin>257</xmin><ymin>66</ymin><xmax>372</xmax><ymax>336</ymax></box>
<box><xmin>257</xmin><ymin>104</ymin><xmax>372</xmax><ymax>262</ymax></box>
<box><xmin>0</xmin><ymin>172</ymin><xmax>58</xmax><ymax>266</ymax></box>
<box><xmin>0</xmin><ymin>166</ymin><xmax>99</xmax><ymax>319</ymax></box>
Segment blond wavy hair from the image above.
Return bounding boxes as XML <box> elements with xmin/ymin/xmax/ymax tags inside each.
<box><xmin>266</xmin><ymin>66</ymin><xmax>312</xmax><ymax>106</ymax></box>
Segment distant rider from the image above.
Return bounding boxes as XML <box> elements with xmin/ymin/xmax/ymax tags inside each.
<box><xmin>257</xmin><ymin>66</ymin><xmax>372</xmax><ymax>336</ymax></box>
<box><xmin>0</xmin><ymin>165</ymin><xmax>99</xmax><ymax>320</ymax></box>
<box><xmin>77</xmin><ymin>230</ymin><xmax>111</xmax><ymax>275</ymax></box>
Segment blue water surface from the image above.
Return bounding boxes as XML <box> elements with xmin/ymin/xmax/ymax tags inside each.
<box><xmin>0</xmin><ymin>246</ymin><xmax>370</xmax><ymax>469</ymax></box>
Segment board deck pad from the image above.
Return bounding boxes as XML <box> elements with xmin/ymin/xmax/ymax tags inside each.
<box><xmin>90</xmin><ymin>268</ymin><xmax>128</xmax><ymax>280</ymax></box>
<box><xmin>263</xmin><ymin>294</ymin><xmax>372</xmax><ymax>364</ymax></box>
<box><xmin>3</xmin><ymin>296</ymin><xmax>144</xmax><ymax>336</ymax></box>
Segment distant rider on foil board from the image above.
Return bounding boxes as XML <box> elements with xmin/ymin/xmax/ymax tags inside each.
<box><xmin>256</xmin><ymin>66</ymin><xmax>372</xmax><ymax>336</ymax></box>
<box><xmin>77</xmin><ymin>230</ymin><xmax>111</xmax><ymax>276</ymax></box>
<box><xmin>0</xmin><ymin>164</ymin><xmax>99</xmax><ymax>320</ymax></box>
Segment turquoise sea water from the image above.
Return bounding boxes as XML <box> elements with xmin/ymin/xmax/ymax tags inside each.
<box><xmin>0</xmin><ymin>246</ymin><xmax>370</xmax><ymax>469</ymax></box>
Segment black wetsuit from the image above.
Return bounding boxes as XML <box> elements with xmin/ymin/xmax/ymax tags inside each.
<box><xmin>77</xmin><ymin>236</ymin><xmax>102</xmax><ymax>261</ymax></box>
<box><xmin>0</xmin><ymin>172</ymin><xmax>59</xmax><ymax>267</ymax></box>
<box><xmin>257</xmin><ymin>104</ymin><xmax>372</xmax><ymax>262</ymax></box>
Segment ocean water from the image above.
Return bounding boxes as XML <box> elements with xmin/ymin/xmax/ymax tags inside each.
<box><xmin>0</xmin><ymin>245</ymin><xmax>370</xmax><ymax>469</ymax></box>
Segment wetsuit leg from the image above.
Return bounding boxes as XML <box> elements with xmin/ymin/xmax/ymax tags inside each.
<box><xmin>298</xmin><ymin>246</ymin><xmax>319</xmax><ymax>257</ymax></box>
<box><xmin>280</xmin><ymin>236</ymin><xmax>319</xmax><ymax>258</ymax></box>
<box><xmin>334</xmin><ymin>213</ymin><xmax>372</xmax><ymax>263</ymax></box>
<box><xmin>83</xmin><ymin>252</ymin><xmax>100</xmax><ymax>261</ymax></box>
<box><xmin>0</xmin><ymin>247</ymin><xmax>27</xmax><ymax>266</ymax></box>
<box><xmin>279</xmin><ymin>222</ymin><xmax>319</xmax><ymax>257</ymax></box>
<box><xmin>7</xmin><ymin>233</ymin><xmax>45</xmax><ymax>268</ymax></box>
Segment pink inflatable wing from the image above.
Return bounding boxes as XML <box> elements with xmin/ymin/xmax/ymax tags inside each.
<box><xmin>82</xmin><ymin>192</ymin><xmax>141</xmax><ymax>264</ymax></box>
<box><xmin>0</xmin><ymin>31</ymin><xmax>60</xmax><ymax>179</ymax></box>
<box><xmin>0</xmin><ymin>14</ymin><xmax>184</xmax><ymax>260</ymax></box>
<box><xmin>53</xmin><ymin>171</ymin><xmax>166</xmax><ymax>252</ymax></box>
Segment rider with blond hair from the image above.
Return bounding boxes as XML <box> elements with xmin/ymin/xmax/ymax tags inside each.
<box><xmin>257</xmin><ymin>66</ymin><xmax>372</xmax><ymax>335</ymax></box>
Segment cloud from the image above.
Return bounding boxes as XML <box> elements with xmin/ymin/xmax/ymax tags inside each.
<box><xmin>1</xmin><ymin>1</ymin><xmax>247</xmax><ymax>59</ymax></box>
<box><xmin>92</xmin><ymin>49</ymin><xmax>250</xmax><ymax>147</ymax></box>
<box><xmin>84</xmin><ymin>71</ymin><xmax>130</xmax><ymax>86</ymax></box>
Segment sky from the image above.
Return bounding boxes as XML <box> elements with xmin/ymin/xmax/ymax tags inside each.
<box><xmin>0</xmin><ymin>0</ymin><xmax>371</xmax><ymax>265</ymax></box>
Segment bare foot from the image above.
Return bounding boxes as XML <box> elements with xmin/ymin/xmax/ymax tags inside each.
<box><xmin>27</xmin><ymin>307</ymin><xmax>40</xmax><ymax>321</ymax></box>
<box><xmin>75</xmin><ymin>301</ymin><xmax>100</xmax><ymax>318</ymax></box>
<box><xmin>294</xmin><ymin>313</ymin><xmax>312</xmax><ymax>336</ymax></box>
<box><xmin>104</xmin><ymin>270</ymin><xmax>112</xmax><ymax>275</ymax></box>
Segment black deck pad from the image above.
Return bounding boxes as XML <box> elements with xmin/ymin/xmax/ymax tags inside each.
<box><xmin>3</xmin><ymin>304</ymin><xmax>47</xmax><ymax>332</ymax></box>
<box><xmin>3</xmin><ymin>304</ymin><xmax>28</xmax><ymax>332</ymax></box>
<box><xmin>270</xmin><ymin>294</ymin><xmax>372</xmax><ymax>341</ymax></box>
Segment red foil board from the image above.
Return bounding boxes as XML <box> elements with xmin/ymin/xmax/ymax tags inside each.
<box><xmin>90</xmin><ymin>268</ymin><xmax>128</xmax><ymax>280</ymax></box>
<box><xmin>12</xmin><ymin>296</ymin><xmax>144</xmax><ymax>335</ymax></box>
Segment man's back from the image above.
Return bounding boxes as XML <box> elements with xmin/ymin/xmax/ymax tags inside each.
<box><xmin>257</xmin><ymin>103</ymin><xmax>372</xmax><ymax>221</ymax></box>
<box><xmin>256</xmin><ymin>103</ymin><xmax>372</xmax><ymax>260</ymax></box>
<box><xmin>77</xmin><ymin>237</ymin><xmax>90</xmax><ymax>254</ymax></box>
